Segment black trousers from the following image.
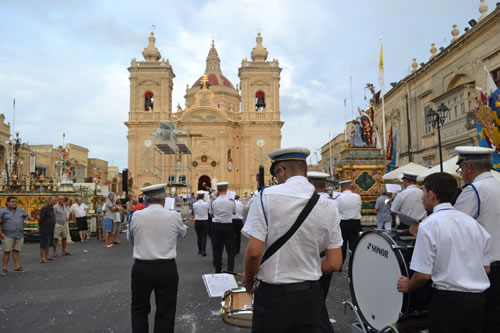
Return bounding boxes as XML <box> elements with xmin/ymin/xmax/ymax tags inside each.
<box><xmin>76</xmin><ymin>216</ymin><xmax>88</xmax><ymax>231</ymax></box>
<box><xmin>232</xmin><ymin>219</ymin><xmax>243</xmax><ymax>254</ymax></box>
<box><xmin>212</xmin><ymin>223</ymin><xmax>235</xmax><ymax>273</ymax></box>
<box><xmin>340</xmin><ymin>219</ymin><xmax>361</xmax><ymax>267</ymax></box>
<box><xmin>252</xmin><ymin>282</ymin><xmax>322</xmax><ymax>333</ymax></box>
<box><xmin>194</xmin><ymin>220</ymin><xmax>209</xmax><ymax>254</ymax></box>
<box><xmin>485</xmin><ymin>264</ymin><xmax>500</xmax><ymax>333</ymax></box>
<box><xmin>318</xmin><ymin>273</ymin><xmax>334</xmax><ymax>333</ymax></box>
<box><xmin>131</xmin><ymin>259</ymin><xmax>178</xmax><ymax>333</ymax></box>
<box><xmin>429</xmin><ymin>289</ymin><xmax>485</xmax><ymax>333</ymax></box>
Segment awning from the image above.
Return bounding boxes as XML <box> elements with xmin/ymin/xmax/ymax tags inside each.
<box><xmin>383</xmin><ymin>162</ymin><xmax>429</xmax><ymax>183</ymax></box>
<box><xmin>417</xmin><ymin>156</ymin><xmax>460</xmax><ymax>181</ymax></box>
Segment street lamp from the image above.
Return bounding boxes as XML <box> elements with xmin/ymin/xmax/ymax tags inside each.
<box><xmin>426</xmin><ymin>103</ymin><xmax>450</xmax><ymax>172</ymax></box>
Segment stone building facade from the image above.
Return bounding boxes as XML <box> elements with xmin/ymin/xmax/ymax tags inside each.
<box><xmin>319</xmin><ymin>132</ymin><xmax>346</xmax><ymax>176</ymax></box>
<box><xmin>30</xmin><ymin>145</ymin><xmax>60</xmax><ymax>178</ymax></box>
<box><xmin>374</xmin><ymin>3</ymin><xmax>500</xmax><ymax>168</ymax></box>
<box><xmin>126</xmin><ymin>33</ymin><xmax>283</xmax><ymax>194</ymax></box>
<box><xmin>87</xmin><ymin>158</ymin><xmax>109</xmax><ymax>184</ymax></box>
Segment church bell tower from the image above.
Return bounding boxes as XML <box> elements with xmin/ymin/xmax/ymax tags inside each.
<box><xmin>125</xmin><ymin>32</ymin><xmax>175</xmax><ymax>192</ymax></box>
<box><xmin>238</xmin><ymin>33</ymin><xmax>283</xmax><ymax>188</ymax></box>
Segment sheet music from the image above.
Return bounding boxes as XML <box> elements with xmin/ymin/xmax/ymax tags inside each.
<box><xmin>385</xmin><ymin>184</ymin><xmax>402</xmax><ymax>193</ymax></box>
<box><xmin>202</xmin><ymin>273</ymin><xmax>238</xmax><ymax>298</ymax></box>
<box><xmin>164</xmin><ymin>197</ymin><xmax>175</xmax><ymax>210</ymax></box>
<box><xmin>227</xmin><ymin>191</ymin><xmax>236</xmax><ymax>200</ymax></box>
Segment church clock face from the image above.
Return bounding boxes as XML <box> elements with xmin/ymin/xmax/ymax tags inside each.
<box><xmin>256</xmin><ymin>139</ymin><xmax>265</xmax><ymax>147</ymax></box>
<box><xmin>143</xmin><ymin>139</ymin><xmax>152</xmax><ymax>148</ymax></box>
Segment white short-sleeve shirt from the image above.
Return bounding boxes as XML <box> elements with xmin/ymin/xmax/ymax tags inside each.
<box><xmin>193</xmin><ymin>200</ymin><xmax>210</xmax><ymax>220</ymax></box>
<box><xmin>336</xmin><ymin>190</ymin><xmax>362</xmax><ymax>220</ymax></box>
<box><xmin>70</xmin><ymin>203</ymin><xmax>88</xmax><ymax>218</ymax></box>
<box><xmin>211</xmin><ymin>195</ymin><xmax>235</xmax><ymax>223</ymax></box>
<box><xmin>391</xmin><ymin>185</ymin><xmax>426</xmax><ymax>225</ymax></box>
<box><xmin>242</xmin><ymin>176</ymin><xmax>343</xmax><ymax>284</ymax></box>
<box><xmin>454</xmin><ymin>172</ymin><xmax>500</xmax><ymax>262</ymax></box>
<box><xmin>246</xmin><ymin>197</ymin><xmax>254</xmax><ymax>209</ymax></box>
<box><xmin>130</xmin><ymin>204</ymin><xmax>187</xmax><ymax>260</ymax></box>
<box><xmin>232</xmin><ymin>200</ymin><xmax>244</xmax><ymax>220</ymax></box>
<box><xmin>410</xmin><ymin>203</ymin><xmax>491</xmax><ymax>292</ymax></box>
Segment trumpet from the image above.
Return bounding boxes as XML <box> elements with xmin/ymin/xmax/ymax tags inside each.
<box><xmin>384</xmin><ymin>198</ymin><xmax>393</xmax><ymax>207</ymax></box>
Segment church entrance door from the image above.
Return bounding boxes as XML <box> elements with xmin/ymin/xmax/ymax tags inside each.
<box><xmin>198</xmin><ymin>175</ymin><xmax>211</xmax><ymax>191</ymax></box>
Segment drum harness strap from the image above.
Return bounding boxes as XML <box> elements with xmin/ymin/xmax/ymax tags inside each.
<box><xmin>462</xmin><ymin>183</ymin><xmax>480</xmax><ymax>218</ymax></box>
<box><xmin>259</xmin><ymin>189</ymin><xmax>320</xmax><ymax>265</ymax></box>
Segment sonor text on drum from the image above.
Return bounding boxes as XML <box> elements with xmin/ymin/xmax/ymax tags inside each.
<box><xmin>367</xmin><ymin>243</ymin><xmax>389</xmax><ymax>259</ymax></box>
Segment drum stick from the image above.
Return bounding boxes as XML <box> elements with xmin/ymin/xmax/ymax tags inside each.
<box><xmin>222</xmin><ymin>270</ymin><xmax>244</xmax><ymax>278</ymax></box>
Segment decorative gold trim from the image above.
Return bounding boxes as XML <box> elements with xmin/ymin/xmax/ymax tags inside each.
<box><xmin>353</xmin><ymin>171</ymin><xmax>378</xmax><ymax>193</ymax></box>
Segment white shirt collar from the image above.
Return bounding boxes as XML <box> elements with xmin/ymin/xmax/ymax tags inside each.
<box><xmin>285</xmin><ymin>175</ymin><xmax>307</xmax><ymax>184</ymax></box>
<box><xmin>433</xmin><ymin>202</ymin><xmax>453</xmax><ymax>213</ymax></box>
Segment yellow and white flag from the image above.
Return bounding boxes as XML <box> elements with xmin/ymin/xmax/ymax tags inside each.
<box><xmin>378</xmin><ymin>42</ymin><xmax>384</xmax><ymax>90</ymax></box>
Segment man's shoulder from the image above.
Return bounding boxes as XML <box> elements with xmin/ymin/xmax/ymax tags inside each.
<box><xmin>475</xmin><ymin>173</ymin><xmax>500</xmax><ymax>189</ymax></box>
<box><xmin>263</xmin><ymin>181</ymin><xmax>313</xmax><ymax>197</ymax></box>
<box><xmin>408</xmin><ymin>186</ymin><xmax>423</xmax><ymax>193</ymax></box>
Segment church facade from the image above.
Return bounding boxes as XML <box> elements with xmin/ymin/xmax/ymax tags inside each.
<box><xmin>125</xmin><ymin>33</ymin><xmax>283</xmax><ymax>194</ymax></box>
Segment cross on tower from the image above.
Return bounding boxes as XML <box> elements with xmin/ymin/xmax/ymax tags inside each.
<box><xmin>200</xmin><ymin>74</ymin><xmax>209</xmax><ymax>89</ymax></box>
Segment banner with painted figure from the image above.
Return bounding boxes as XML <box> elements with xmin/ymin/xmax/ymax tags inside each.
<box><xmin>476</xmin><ymin>86</ymin><xmax>500</xmax><ymax>170</ymax></box>
<box><xmin>386</xmin><ymin>124</ymin><xmax>399</xmax><ymax>172</ymax></box>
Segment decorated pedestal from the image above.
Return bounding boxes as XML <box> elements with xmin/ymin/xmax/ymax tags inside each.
<box><xmin>336</xmin><ymin>147</ymin><xmax>386</xmax><ymax>226</ymax></box>
<box><xmin>58</xmin><ymin>181</ymin><xmax>74</xmax><ymax>192</ymax></box>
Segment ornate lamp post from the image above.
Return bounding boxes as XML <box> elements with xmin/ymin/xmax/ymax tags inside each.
<box><xmin>426</xmin><ymin>103</ymin><xmax>450</xmax><ymax>172</ymax></box>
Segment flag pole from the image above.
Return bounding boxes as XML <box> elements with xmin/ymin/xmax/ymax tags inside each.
<box><xmin>344</xmin><ymin>99</ymin><xmax>347</xmax><ymax>143</ymax></box>
<box><xmin>350</xmin><ymin>76</ymin><xmax>354</xmax><ymax>120</ymax></box>
<box><xmin>379</xmin><ymin>38</ymin><xmax>387</xmax><ymax>152</ymax></box>
<box><xmin>382</xmin><ymin>91</ymin><xmax>386</xmax><ymax>151</ymax></box>
<box><xmin>11</xmin><ymin>98</ymin><xmax>15</xmax><ymax>170</ymax></box>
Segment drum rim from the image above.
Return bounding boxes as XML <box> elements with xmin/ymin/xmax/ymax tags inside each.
<box><xmin>221</xmin><ymin>309</ymin><xmax>253</xmax><ymax>328</ymax></box>
<box><xmin>348</xmin><ymin>230</ymin><xmax>411</xmax><ymax>330</ymax></box>
<box><xmin>220</xmin><ymin>287</ymin><xmax>253</xmax><ymax>328</ymax></box>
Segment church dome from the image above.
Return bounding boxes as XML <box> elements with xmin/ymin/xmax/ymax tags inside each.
<box><xmin>193</xmin><ymin>73</ymin><xmax>234</xmax><ymax>88</ymax></box>
<box><xmin>192</xmin><ymin>40</ymin><xmax>234</xmax><ymax>88</ymax></box>
<box><xmin>183</xmin><ymin>39</ymin><xmax>240</xmax><ymax>111</ymax></box>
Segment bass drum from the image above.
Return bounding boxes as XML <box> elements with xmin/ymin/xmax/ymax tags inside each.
<box><xmin>349</xmin><ymin>231</ymin><xmax>432</xmax><ymax>331</ymax></box>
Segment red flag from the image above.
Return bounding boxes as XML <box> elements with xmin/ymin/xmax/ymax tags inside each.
<box><xmin>386</xmin><ymin>125</ymin><xmax>393</xmax><ymax>161</ymax></box>
<box><xmin>480</xmin><ymin>91</ymin><xmax>488</xmax><ymax>104</ymax></box>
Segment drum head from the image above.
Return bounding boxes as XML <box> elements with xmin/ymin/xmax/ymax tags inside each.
<box><xmin>349</xmin><ymin>231</ymin><xmax>408</xmax><ymax>331</ymax></box>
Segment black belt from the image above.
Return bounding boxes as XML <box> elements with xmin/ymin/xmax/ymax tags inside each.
<box><xmin>259</xmin><ymin>280</ymin><xmax>320</xmax><ymax>293</ymax></box>
<box><xmin>491</xmin><ymin>261</ymin><xmax>500</xmax><ymax>267</ymax></box>
<box><xmin>135</xmin><ymin>258</ymin><xmax>175</xmax><ymax>263</ymax></box>
<box><xmin>433</xmin><ymin>288</ymin><xmax>484</xmax><ymax>296</ymax></box>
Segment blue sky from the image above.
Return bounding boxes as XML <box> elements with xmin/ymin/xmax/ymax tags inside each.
<box><xmin>0</xmin><ymin>0</ymin><xmax>495</xmax><ymax>169</ymax></box>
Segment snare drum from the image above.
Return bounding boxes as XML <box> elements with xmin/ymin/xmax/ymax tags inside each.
<box><xmin>220</xmin><ymin>287</ymin><xmax>253</xmax><ymax>328</ymax></box>
<box><xmin>349</xmin><ymin>231</ymin><xmax>432</xmax><ymax>331</ymax></box>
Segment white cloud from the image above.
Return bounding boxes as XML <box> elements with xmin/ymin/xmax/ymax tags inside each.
<box><xmin>0</xmin><ymin>0</ymin><xmax>495</xmax><ymax>170</ymax></box>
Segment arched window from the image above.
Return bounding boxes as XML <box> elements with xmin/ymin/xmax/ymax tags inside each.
<box><xmin>227</xmin><ymin>149</ymin><xmax>232</xmax><ymax>159</ymax></box>
<box><xmin>144</xmin><ymin>91</ymin><xmax>154</xmax><ymax>111</ymax></box>
<box><xmin>256</xmin><ymin>91</ymin><xmax>265</xmax><ymax>111</ymax></box>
